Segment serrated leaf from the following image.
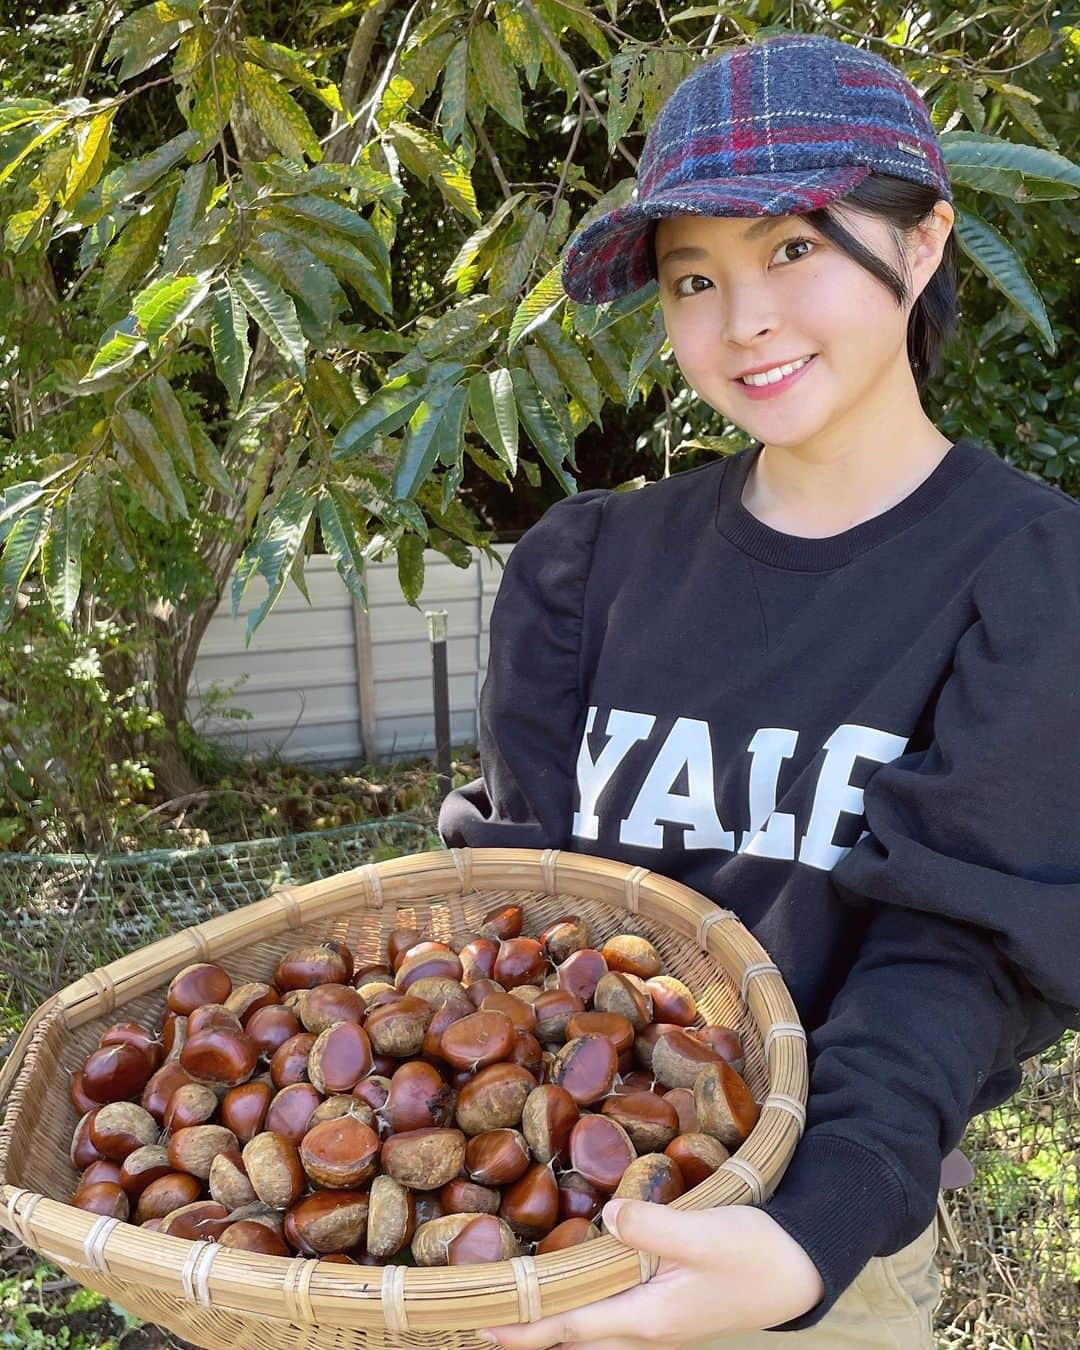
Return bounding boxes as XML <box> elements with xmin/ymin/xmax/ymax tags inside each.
<box><xmin>133</xmin><ymin>273</ymin><xmax>210</xmax><ymax>352</ymax></box>
<box><xmin>509</xmin><ymin>366</ymin><xmax>575</xmax><ymax>495</ymax></box>
<box><xmin>507</xmin><ymin>257</ymin><xmax>565</xmax><ymax>350</ymax></box>
<box><xmin>333</xmin><ymin>374</ymin><xmax>428</xmax><ymax>457</ymax></box>
<box><xmin>627</xmin><ymin>302</ymin><xmax>669</xmax><ymax>399</ymax></box>
<box><xmin>262</xmin><ymin>213</ymin><xmax>392</xmax><ymax>318</ymax></box>
<box><xmin>268</xmin><ymin>194</ymin><xmax>390</xmax><ymax>273</ymax></box>
<box><xmin>440</xmin><ymin>39</ymin><xmax>469</xmax><ymax>148</ymax></box>
<box><xmin>99</xmin><ymin>129</ymin><xmax>201</xmax><ymax>207</ymax></box>
<box><xmin>247</xmin><ymin>229</ymin><xmax>349</xmax><ymax>342</ymax></box>
<box><xmin>397</xmin><ymin>531</ymin><xmax>425</xmax><ymax>607</ymax></box>
<box><xmin>83</xmin><ymin>314</ymin><xmax>148</xmax><ymax>380</ymax></box>
<box><xmin>239</xmin><ymin>61</ymin><xmax>322</xmax><ymax>163</ymax></box>
<box><xmin>606</xmin><ymin>49</ymin><xmax>642</xmax><ymax>150</ymax></box>
<box><xmin>234</xmin><ymin>485</ymin><xmax>317</xmax><ymax>643</ymax></box>
<box><xmin>0</xmin><ymin>482</ymin><xmax>45</xmax><ymax>538</ymax></box>
<box><xmin>469</xmin><ymin>22</ymin><xmax>527</xmax><ymax>136</ymax></box>
<box><xmin>62</xmin><ymin>109</ymin><xmax>114</xmax><ymax>208</ymax></box>
<box><xmin>0</xmin><ymin>115</ymin><xmax>65</xmax><ymax>187</ymax></box>
<box><xmin>162</xmin><ymin>160</ymin><xmax>216</xmax><ymax>272</ymax></box>
<box><xmin>231</xmin><ymin>261</ymin><xmax>307</xmax><ymax>377</ymax></box>
<box><xmin>533</xmin><ymin>319</ymin><xmax>604</xmax><ymax>424</ymax></box>
<box><xmin>392</xmin><ymin>382</ymin><xmax>465</xmax><ymax>499</ymax></box>
<box><xmin>306</xmin><ymin>356</ymin><xmax>360</xmax><ymax>429</ymax></box>
<box><xmin>190</xmin><ymin>420</ymin><xmax>234</xmax><ymax>497</ymax></box>
<box><xmin>953</xmin><ymin>207</ymin><xmax>1054</xmax><ymax>355</ymax></box>
<box><xmin>444</xmin><ymin>191</ymin><xmax>523</xmax><ymax>288</ymax></box>
<box><xmin>104</xmin><ymin>3</ymin><xmax>184</xmax><ymax>81</ymax></box>
<box><xmin>148</xmin><ymin>373</ymin><xmax>197</xmax><ymax>475</ymax></box>
<box><xmin>242</xmin><ymin>36</ymin><xmax>343</xmax><ymax>113</ymax></box>
<box><xmin>0</xmin><ymin>504</ymin><xmax>48</xmax><ymax>630</ymax></box>
<box><xmin>489</xmin><ymin>204</ymin><xmax>548</xmax><ymax>300</ymax></box>
<box><xmin>940</xmin><ymin>131</ymin><xmax>1080</xmax><ymax>190</ymax></box>
<box><xmin>112</xmin><ymin>407</ymin><xmax>189</xmax><ymax>518</ymax></box>
<box><xmin>388</xmin><ymin>121</ymin><xmax>480</xmax><ymax>224</ymax></box>
<box><xmin>209</xmin><ymin>284</ymin><xmax>252</xmax><ymax>407</ymax></box>
<box><xmin>468</xmin><ymin>369</ymin><xmax>518</xmax><ymax>474</ymax></box>
<box><xmin>41</xmin><ymin>495</ymin><xmax>83</xmax><ymax>626</ymax></box>
<box><xmin>97</xmin><ymin>182</ymin><xmax>178</xmax><ymax>312</ymax></box>
<box><xmin>318</xmin><ymin>485</ymin><xmax>368</xmax><ymax>605</ymax></box>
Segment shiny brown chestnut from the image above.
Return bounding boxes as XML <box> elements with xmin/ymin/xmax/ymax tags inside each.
<box><xmin>243</xmin><ymin>1131</ymin><xmax>306</xmax><ymax>1209</ymax></box>
<box><xmin>71</xmin><ymin>1181</ymin><xmax>129</xmax><ymax>1220</ymax></box>
<box><xmin>186</xmin><ymin>1004</ymin><xmax>243</xmax><ymax>1037</ymax></box>
<box><xmin>551</xmin><ymin>1035</ymin><xmax>618</xmax><ymax>1107</ymax></box>
<box><xmin>181</xmin><ymin>1026</ymin><xmax>259</xmax><ymax>1087</ymax></box>
<box><xmin>264</xmin><ymin>1082</ymin><xmax>322</xmax><ymax>1144</ymax></box>
<box><xmin>140</xmin><ymin>1062</ymin><xmax>194</xmax><ymax>1124</ymax></box>
<box><xmin>298</xmin><ymin>982</ymin><xmax>366</xmax><ymax>1034</ymax></box>
<box><xmin>308</xmin><ymin>1020</ymin><xmax>373</xmax><ymax>1094</ymax></box>
<box><xmin>453</xmin><ymin>1062</ymin><xmax>537</xmax><ymax>1136</ymax></box>
<box><xmin>118</xmin><ymin>1144</ymin><xmax>172</xmax><ymax>1196</ymax></box>
<box><xmin>99</xmin><ymin>1023</ymin><xmax>164</xmax><ymax>1071</ymax></box>
<box><xmin>163</xmin><ymin>1082</ymin><xmax>218</xmax><ymax>1133</ymax></box>
<box><xmin>464</xmin><ymin>1128</ymin><xmax>532</xmax><ymax>1186</ymax></box>
<box><xmin>569</xmin><ymin>1114</ymin><xmax>636</xmax><ymax>1193</ymax></box>
<box><xmin>478</xmin><ymin>903</ymin><xmax>525</xmax><ymax>942</ymax></box>
<box><xmin>300</xmin><ymin>1116</ymin><xmax>380</xmax><ymax>1189</ymax></box>
<box><xmin>498</xmin><ymin>1160</ymin><xmax>560</xmax><ymax>1239</ymax></box>
<box><xmin>479</xmin><ymin>990</ymin><xmax>536</xmax><ymax>1033</ymax></box>
<box><xmin>269</xmin><ymin>1032</ymin><xmax>316</xmax><ymax>1088</ymax></box>
<box><xmin>493</xmin><ymin>938</ymin><xmax>547</xmax><ymax>990</ymax></box>
<box><xmin>134</xmin><ymin>1171</ymin><xmax>202</xmax><ymax>1223</ymax></box>
<box><xmin>439</xmin><ymin>1010</ymin><xmax>516</xmax><ymax>1071</ymax></box>
<box><xmin>600</xmin><ymin>934</ymin><xmax>664</xmax><ymax>980</ymax></box>
<box><xmin>245</xmin><ymin>1005</ymin><xmax>301</xmax><ymax>1058</ymax></box>
<box><xmin>221</xmin><ymin>1079</ymin><xmax>272</xmax><ymax>1142</ymax></box>
<box><xmin>88</xmin><ymin>1102</ymin><xmax>159</xmax><ymax>1161</ymax></box>
<box><xmin>81</xmin><ymin>1042</ymin><xmax>154</xmax><ymax>1104</ymax></box>
<box><xmin>385</xmin><ymin>1059</ymin><xmax>454</xmax><ymax>1133</ymax></box>
<box><xmin>284</xmin><ymin>1189</ymin><xmax>369</xmax><ymax>1254</ymax></box>
<box><xmin>166</xmin><ymin>962</ymin><xmax>232</xmax><ymax>1015</ymax></box>
<box><xmin>553</xmin><ymin>948</ymin><xmax>608</xmax><ymax>1004</ymax></box>
<box><xmin>274</xmin><ymin>943</ymin><xmax>350</xmax><ymax>992</ymax></box>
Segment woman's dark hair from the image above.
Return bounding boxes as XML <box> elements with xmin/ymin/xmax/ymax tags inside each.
<box><xmin>647</xmin><ymin>172</ymin><xmax>959</xmax><ymax>396</ymax></box>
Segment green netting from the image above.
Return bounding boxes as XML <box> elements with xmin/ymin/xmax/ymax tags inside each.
<box><xmin>0</xmin><ymin>821</ymin><xmax>1078</xmax><ymax>1347</ymax></box>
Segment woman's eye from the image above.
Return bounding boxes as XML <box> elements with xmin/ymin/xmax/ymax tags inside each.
<box><xmin>669</xmin><ymin>238</ymin><xmax>814</xmax><ymax>298</ymax></box>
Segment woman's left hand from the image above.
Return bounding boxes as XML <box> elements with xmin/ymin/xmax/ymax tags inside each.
<box><xmin>475</xmin><ymin>1200</ymin><xmax>826</xmax><ymax>1350</ymax></box>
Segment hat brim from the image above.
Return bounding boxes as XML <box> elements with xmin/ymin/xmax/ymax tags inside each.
<box><xmin>560</xmin><ymin>165</ymin><xmax>871</xmax><ymax>305</ymax></box>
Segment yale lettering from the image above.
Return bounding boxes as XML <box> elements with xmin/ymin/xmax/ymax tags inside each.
<box><xmin>571</xmin><ymin>706</ymin><xmax>908</xmax><ymax>871</ymax></box>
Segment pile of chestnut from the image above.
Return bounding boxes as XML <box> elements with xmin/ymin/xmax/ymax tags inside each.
<box><xmin>67</xmin><ymin>905</ymin><xmax>760</xmax><ymax>1266</ymax></box>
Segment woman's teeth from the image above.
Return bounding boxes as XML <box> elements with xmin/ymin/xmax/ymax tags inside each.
<box><xmin>740</xmin><ymin>355</ymin><xmax>814</xmax><ymax>386</ymax></box>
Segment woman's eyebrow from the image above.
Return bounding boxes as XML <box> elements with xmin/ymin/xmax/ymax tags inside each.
<box><xmin>657</xmin><ymin>217</ymin><xmax>794</xmax><ymax>269</ymax></box>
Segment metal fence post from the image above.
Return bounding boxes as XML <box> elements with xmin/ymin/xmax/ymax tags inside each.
<box><xmin>426</xmin><ymin>609</ymin><xmax>451</xmax><ymax>803</ymax></box>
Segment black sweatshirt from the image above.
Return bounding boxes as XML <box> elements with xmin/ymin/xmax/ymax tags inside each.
<box><xmin>437</xmin><ymin>435</ymin><xmax>1080</xmax><ymax>1331</ymax></box>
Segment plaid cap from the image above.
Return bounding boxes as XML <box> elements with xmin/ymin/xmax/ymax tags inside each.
<box><xmin>561</xmin><ymin>33</ymin><xmax>952</xmax><ymax>305</ymax></box>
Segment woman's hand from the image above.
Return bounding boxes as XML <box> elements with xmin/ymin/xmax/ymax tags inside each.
<box><xmin>476</xmin><ymin>1200</ymin><xmax>825</xmax><ymax>1350</ymax></box>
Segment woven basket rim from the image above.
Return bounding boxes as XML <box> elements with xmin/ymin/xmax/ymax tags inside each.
<box><xmin>0</xmin><ymin>845</ymin><xmax>809</xmax><ymax>1338</ymax></box>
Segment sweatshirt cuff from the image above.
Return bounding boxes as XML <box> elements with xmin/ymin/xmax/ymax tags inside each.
<box><xmin>751</xmin><ymin>1133</ymin><xmax>909</xmax><ymax>1331</ymax></box>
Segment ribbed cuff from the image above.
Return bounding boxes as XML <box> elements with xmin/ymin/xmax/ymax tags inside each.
<box><xmin>751</xmin><ymin>1133</ymin><xmax>909</xmax><ymax>1331</ymax></box>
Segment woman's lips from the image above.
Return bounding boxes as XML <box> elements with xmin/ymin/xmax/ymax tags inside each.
<box><xmin>736</xmin><ymin>355</ymin><xmax>817</xmax><ymax>400</ymax></box>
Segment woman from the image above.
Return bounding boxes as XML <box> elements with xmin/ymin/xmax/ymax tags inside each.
<box><xmin>439</xmin><ymin>32</ymin><xmax>1080</xmax><ymax>1348</ymax></box>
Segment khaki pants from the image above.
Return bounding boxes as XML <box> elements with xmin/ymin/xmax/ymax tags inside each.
<box><xmin>688</xmin><ymin>1207</ymin><xmax>942</xmax><ymax>1350</ymax></box>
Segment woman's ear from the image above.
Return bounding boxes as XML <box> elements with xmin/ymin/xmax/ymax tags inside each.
<box><xmin>910</xmin><ymin>200</ymin><xmax>954</xmax><ymax>293</ymax></box>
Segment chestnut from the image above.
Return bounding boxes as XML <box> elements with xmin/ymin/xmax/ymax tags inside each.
<box><xmin>285</xmin><ymin>1190</ymin><xmax>369</xmax><ymax>1255</ymax></box>
<box><xmin>71</xmin><ymin>1181</ymin><xmax>129</xmax><ymax>1220</ymax></box>
<box><xmin>81</xmin><ymin>1042</ymin><xmax>154</xmax><ymax>1104</ymax></box>
<box><xmin>551</xmin><ymin>1035</ymin><xmax>618</xmax><ymax>1107</ymax></box>
<box><xmin>88</xmin><ymin>1102</ymin><xmax>159</xmax><ymax>1161</ymax></box>
<box><xmin>385</xmin><ymin>1059</ymin><xmax>454</xmax><ymax>1133</ymax></box>
<box><xmin>381</xmin><ymin>1126</ymin><xmax>466</xmax><ymax>1190</ymax></box>
<box><xmin>134</xmin><ymin>1171</ymin><xmax>201</xmax><ymax>1223</ymax></box>
<box><xmin>269</xmin><ymin>1032</ymin><xmax>315</xmax><ymax>1089</ymax></box>
<box><xmin>493</xmin><ymin>938</ymin><xmax>547</xmax><ymax>990</ymax></box>
<box><xmin>118</xmin><ymin>1144</ymin><xmax>172</xmax><ymax>1196</ymax></box>
<box><xmin>307</xmin><ymin>1020</ymin><xmax>373</xmax><ymax>1094</ymax></box>
<box><xmin>243</xmin><ymin>1131</ymin><xmax>305</xmax><ymax>1209</ymax></box>
<box><xmin>600</xmin><ymin>935</ymin><xmax>663</xmax><ymax>980</ymax></box>
<box><xmin>160</xmin><ymin>1200</ymin><xmax>232</xmax><ymax>1241</ymax></box>
<box><xmin>167</xmin><ymin>962</ymin><xmax>232</xmax><ymax>1014</ymax></box>
<box><xmin>464</xmin><ymin>1127</ymin><xmax>532</xmax><ymax>1186</ymax></box>
<box><xmin>300</xmin><ymin>1116</ymin><xmax>379</xmax><ymax>1188</ymax></box>
<box><xmin>246</xmin><ymin>1005</ymin><xmax>301</xmax><ymax>1057</ymax></box>
<box><xmin>141</xmin><ymin>1062</ymin><xmax>194</xmax><ymax>1124</ymax></box>
<box><xmin>569</xmin><ymin>1114</ymin><xmax>636</xmax><ymax>1193</ymax></box>
<box><xmin>163</xmin><ymin>1082</ymin><xmax>218</xmax><ymax>1133</ymax></box>
<box><xmin>221</xmin><ymin>1079</ymin><xmax>272</xmax><ymax>1142</ymax></box>
<box><xmin>265</xmin><ymin>1082</ymin><xmax>323</xmax><ymax>1144</ymax></box>
<box><xmin>439</xmin><ymin>1010</ymin><xmax>516</xmax><ymax>1071</ymax></box>
<box><xmin>219</xmin><ymin>1220</ymin><xmax>291</xmax><ymax>1255</ymax></box>
<box><xmin>274</xmin><ymin>944</ymin><xmax>350</xmax><ymax>992</ymax></box>
<box><xmin>553</xmin><ymin>948</ymin><xmax>608</xmax><ymax>1004</ymax></box>
<box><xmin>99</xmin><ymin>1023</ymin><xmax>164</xmax><ymax>1071</ymax></box>
<box><xmin>167</xmin><ymin>1124</ymin><xmax>239</xmax><ymax>1180</ymax></box>
<box><xmin>454</xmin><ymin>1062</ymin><xmax>537</xmax><ymax>1136</ymax></box>
<box><xmin>479</xmin><ymin>903</ymin><xmax>525</xmax><ymax>942</ymax></box>
<box><xmin>498</xmin><ymin>1160</ymin><xmax>560</xmax><ymax>1239</ymax></box>
<box><xmin>224</xmin><ymin>981</ymin><xmax>281</xmax><ymax>1023</ymax></box>
<box><xmin>298</xmin><ymin>983</ymin><xmax>366</xmax><ymax>1034</ymax></box>
<box><xmin>521</xmin><ymin>1084</ymin><xmax>579</xmax><ymax>1165</ymax></box>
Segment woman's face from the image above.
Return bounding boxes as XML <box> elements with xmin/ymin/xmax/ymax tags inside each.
<box><xmin>653</xmin><ymin>202</ymin><xmax>953</xmax><ymax>455</ymax></box>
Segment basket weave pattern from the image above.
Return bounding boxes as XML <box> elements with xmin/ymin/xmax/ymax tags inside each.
<box><xmin>0</xmin><ymin>847</ymin><xmax>808</xmax><ymax>1349</ymax></box>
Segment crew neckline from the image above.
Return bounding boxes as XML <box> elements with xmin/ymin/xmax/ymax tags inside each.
<box><xmin>714</xmin><ymin>436</ymin><xmax>985</xmax><ymax>571</ymax></box>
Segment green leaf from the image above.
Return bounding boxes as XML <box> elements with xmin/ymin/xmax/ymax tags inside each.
<box><xmin>388</xmin><ymin>121</ymin><xmax>481</xmax><ymax>224</ymax></box>
<box><xmin>41</xmin><ymin>495</ymin><xmax>83</xmax><ymax>626</ymax></box>
<box><xmin>112</xmin><ymin>407</ymin><xmax>189</xmax><ymax>518</ymax></box>
<box><xmin>508</xmin><ymin>257</ymin><xmax>565</xmax><ymax>351</ymax></box>
<box><xmin>509</xmin><ymin>366</ymin><xmax>576</xmax><ymax>495</ymax></box>
<box><xmin>262</xmin><ymin>213</ymin><xmax>392</xmax><ymax>318</ymax></box>
<box><xmin>148</xmin><ymin>373</ymin><xmax>197</xmax><ymax>475</ymax></box>
<box><xmin>97</xmin><ymin>181</ymin><xmax>178</xmax><ymax>313</ymax></box>
<box><xmin>953</xmin><ymin>207</ymin><xmax>1055</xmax><ymax>355</ymax></box>
<box><xmin>103</xmin><ymin>3</ymin><xmax>184</xmax><ymax>81</ymax></box>
<box><xmin>268</xmin><ymin>194</ymin><xmax>390</xmax><ymax>273</ymax></box>
<box><xmin>133</xmin><ymin>274</ymin><xmax>210</xmax><ymax>352</ymax></box>
<box><xmin>190</xmin><ymin>420</ymin><xmax>234</xmax><ymax>497</ymax></box>
<box><xmin>439</xmin><ymin>39</ymin><xmax>469</xmax><ymax>148</ymax></box>
<box><xmin>627</xmin><ymin>302</ymin><xmax>669</xmax><ymax>399</ymax></box>
<box><xmin>247</xmin><ymin>229</ymin><xmax>349</xmax><ymax>342</ymax></box>
<box><xmin>307</xmin><ymin>356</ymin><xmax>360</xmax><ymax>429</ymax></box>
<box><xmin>61</xmin><ymin>109</ymin><xmax>114</xmax><ymax>208</ymax></box>
<box><xmin>239</xmin><ymin>62</ymin><xmax>322</xmax><ymax>163</ymax></box>
<box><xmin>231</xmin><ymin>261</ymin><xmax>307</xmax><ymax>377</ymax></box>
<box><xmin>318</xmin><ymin>484</ymin><xmax>368</xmax><ymax>605</ymax></box>
<box><xmin>233</xmin><ymin>485</ymin><xmax>317</xmax><ymax>643</ymax></box>
<box><xmin>99</xmin><ymin>129</ymin><xmax>201</xmax><ymax>207</ymax></box>
<box><xmin>397</xmin><ymin>531</ymin><xmax>425</xmax><ymax>607</ymax></box>
<box><xmin>162</xmin><ymin>160</ymin><xmax>216</xmax><ymax>272</ymax></box>
<box><xmin>0</xmin><ymin>504</ymin><xmax>48</xmax><ymax>630</ymax></box>
<box><xmin>242</xmin><ymin>36</ymin><xmax>344</xmax><ymax>113</ymax></box>
<box><xmin>0</xmin><ymin>115</ymin><xmax>65</xmax><ymax>187</ymax></box>
<box><xmin>444</xmin><ymin>193</ymin><xmax>524</xmax><ymax>292</ymax></box>
<box><xmin>0</xmin><ymin>482</ymin><xmax>45</xmax><ymax>538</ymax></box>
<box><xmin>209</xmin><ymin>284</ymin><xmax>252</xmax><ymax>407</ymax></box>
<box><xmin>940</xmin><ymin>131</ymin><xmax>1080</xmax><ymax>190</ymax></box>
<box><xmin>533</xmin><ymin>319</ymin><xmax>604</xmax><ymax>425</ymax></box>
<box><xmin>82</xmin><ymin>314</ymin><xmax>147</xmax><ymax>381</ymax></box>
<box><xmin>333</xmin><ymin>374</ymin><xmax>429</xmax><ymax>457</ymax></box>
<box><xmin>0</xmin><ymin>97</ymin><xmax>56</xmax><ymax>134</ymax></box>
<box><xmin>469</xmin><ymin>22</ymin><xmax>527</xmax><ymax>136</ymax></box>
<box><xmin>606</xmin><ymin>48</ymin><xmax>642</xmax><ymax>150</ymax></box>
<box><xmin>392</xmin><ymin>383</ymin><xmax>465</xmax><ymax>499</ymax></box>
<box><xmin>468</xmin><ymin>368</ymin><xmax>518</xmax><ymax>474</ymax></box>
<box><xmin>489</xmin><ymin>203</ymin><xmax>548</xmax><ymax>300</ymax></box>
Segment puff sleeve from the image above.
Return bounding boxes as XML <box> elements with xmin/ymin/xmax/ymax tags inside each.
<box><xmin>757</xmin><ymin>505</ymin><xmax>1080</xmax><ymax>1330</ymax></box>
<box><xmin>438</xmin><ymin>488</ymin><xmax>611</xmax><ymax>851</ymax></box>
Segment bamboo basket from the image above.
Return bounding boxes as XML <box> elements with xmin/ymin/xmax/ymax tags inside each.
<box><xmin>0</xmin><ymin>846</ymin><xmax>808</xmax><ymax>1350</ymax></box>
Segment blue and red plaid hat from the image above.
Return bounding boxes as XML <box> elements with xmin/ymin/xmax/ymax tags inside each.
<box><xmin>561</xmin><ymin>33</ymin><xmax>952</xmax><ymax>305</ymax></box>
